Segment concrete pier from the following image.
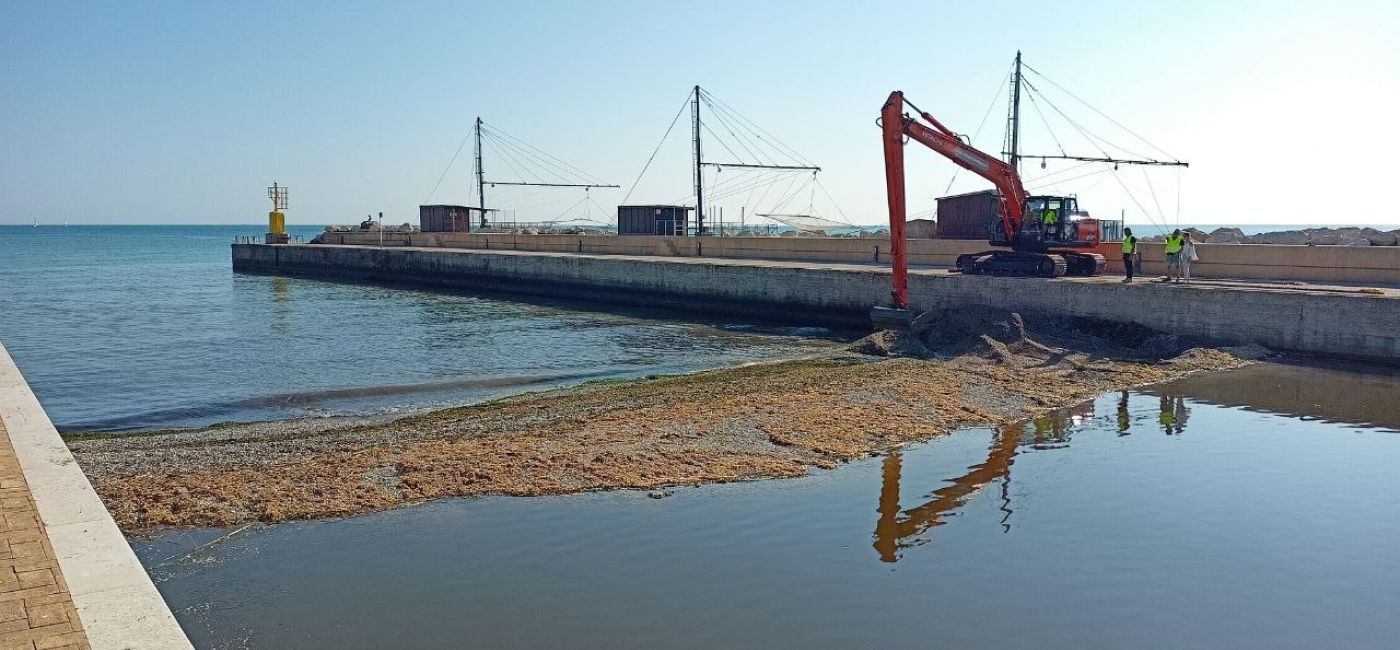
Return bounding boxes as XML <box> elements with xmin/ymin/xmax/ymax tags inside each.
<box><xmin>233</xmin><ymin>243</ymin><xmax>1400</xmax><ymax>362</ymax></box>
<box><xmin>0</xmin><ymin>343</ymin><xmax>192</xmax><ymax>649</ymax></box>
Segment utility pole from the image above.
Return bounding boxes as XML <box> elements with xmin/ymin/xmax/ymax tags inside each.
<box><xmin>692</xmin><ymin>85</ymin><xmax>705</xmax><ymax>236</ymax></box>
<box><xmin>1009</xmin><ymin>50</ymin><xmax>1023</xmax><ymax>174</ymax></box>
<box><xmin>471</xmin><ymin>117</ymin><xmax>616</xmax><ymax>230</ymax></box>
<box><xmin>474</xmin><ymin>117</ymin><xmax>487</xmax><ymax>228</ymax></box>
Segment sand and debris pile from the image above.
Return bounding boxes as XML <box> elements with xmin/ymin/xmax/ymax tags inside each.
<box><xmin>848</xmin><ymin>304</ymin><xmax>1246</xmax><ymax>369</ymax></box>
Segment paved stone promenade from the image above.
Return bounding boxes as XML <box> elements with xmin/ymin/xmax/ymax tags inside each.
<box><xmin>0</xmin><ymin>421</ymin><xmax>87</xmax><ymax>650</ymax></box>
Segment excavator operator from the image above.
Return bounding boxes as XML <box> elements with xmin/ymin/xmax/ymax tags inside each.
<box><xmin>1042</xmin><ymin>208</ymin><xmax>1058</xmax><ymax>238</ymax></box>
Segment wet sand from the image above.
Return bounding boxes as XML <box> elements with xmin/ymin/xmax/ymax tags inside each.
<box><xmin>70</xmin><ymin>346</ymin><xmax>1250</xmax><ymax>534</ymax></box>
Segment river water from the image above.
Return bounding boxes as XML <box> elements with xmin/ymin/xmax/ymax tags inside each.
<box><xmin>0</xmin><ymin>225</ymin><xmax>840</xmax><ymax>431</ymax></box>
<box><xmin>136</xmin><ymin>361</ymin><xmax>1400</xmax><ymax>649</ymax></box>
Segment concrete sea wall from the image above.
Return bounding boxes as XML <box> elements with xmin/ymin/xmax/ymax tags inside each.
<box><xmin>234</xmin><ymin>244</ymin><xmax>1400</xmax><ymax>362</ymax></box>
<box><xmin>312</xmin><ymin>231</ymin><xmax>1400</xmax><ymax>285</ymax></box>
<box><xmin>0</xmin><ymin>343</ymin><xmax>192</xmax><ymax>649</ymax></box>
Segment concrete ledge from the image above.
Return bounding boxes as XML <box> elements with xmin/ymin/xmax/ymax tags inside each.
<box><xmin>310</xmin><ymin>231</ymin><xmax>1400</xmax><ymax>285</ymax></box>
<box><xmin>0</xmin><ymin>342</ymin><xmax>192</xmax><ymax>649</ymax></box>
<box><xmin>233</xmin><ymin>244</ymin><xmax>1400</xmax><ymax>362</ymax></box>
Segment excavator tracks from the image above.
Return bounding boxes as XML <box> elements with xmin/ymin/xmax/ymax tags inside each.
<box><xmin>1061</xmin><ymin>252</ymin><xmax>1107</xmax><ymax>276</ymax></box>
<box><xmin>956</xmin><ymin>251</ymin><xmax>1067</xmax><ymax>278</ymax></box>
<box><xmin>955</xmin><ymin>250</ymin><xmax>1105</xmax><ymax>278</ymax></box>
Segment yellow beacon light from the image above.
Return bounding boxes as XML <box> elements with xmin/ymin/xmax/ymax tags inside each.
<box><xmin>266</xmin><ymin>182</ymin><xmax>289</xmax><ymax>244</ymax></box>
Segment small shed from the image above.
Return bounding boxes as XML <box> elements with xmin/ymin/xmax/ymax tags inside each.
<box><xmin>935</xmin><ymin>190</ymin><xmax>1002</xmax><ymax>240</ymax></box>
<box><xmin>419</xmin><ymin>205</ymin><xmax>483</xmax><ymax>233</ymax></box>
<box><xmin>617</xmin><ymin>205</ymin><xmax>690</xmax><ymax>236</ymax></box>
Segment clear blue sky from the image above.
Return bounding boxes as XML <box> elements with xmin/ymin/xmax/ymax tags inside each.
<box><xmin>3</xmin><ymin>0</ymin><xmax>1396</xmax><ymax>228</ymax></box>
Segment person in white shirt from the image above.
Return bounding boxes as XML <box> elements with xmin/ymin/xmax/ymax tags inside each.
<box><xmin>1180</xmin><ymin>233</ymin><xmax>1198</xmax><ymax>283</ymax></box>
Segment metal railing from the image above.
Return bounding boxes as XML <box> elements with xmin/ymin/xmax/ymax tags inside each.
<box><xmin>233</xmin><ymin>234</ymin><xmax>304</xmax><ymax>244</ymax></box>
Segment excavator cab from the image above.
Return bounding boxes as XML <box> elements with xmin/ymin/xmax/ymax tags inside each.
<box><xmin>991</xmin><ymin>195</ymin><xmax>1097</xmax><ymax>251</ymax></box>
<box><xmin>960</xmin><ymin>193</ymin><xmax>1105</xmax><ymax>277</ymax></box>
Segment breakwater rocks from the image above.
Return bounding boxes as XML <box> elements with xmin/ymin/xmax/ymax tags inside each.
<box><xmin>1146</xmin><ymin>227</ymin><xmax>1400</xmax><ymax>246</ymax></box>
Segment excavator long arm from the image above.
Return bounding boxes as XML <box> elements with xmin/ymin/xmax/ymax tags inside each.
<box><xmin>881</xmin><ymin>90</ymin><xmax>1030</xmax><ymax>309</ymax></box>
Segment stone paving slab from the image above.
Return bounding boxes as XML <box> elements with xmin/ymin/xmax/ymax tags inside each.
<box><xmin>0</xmin><ymin>343</ymin><xmax>191</xmax><ymax>650</ymax></box>
<box><xmin>0</xmin><ymin>419</ymin><xmax>88</xmax><ymax>650</ymax></box>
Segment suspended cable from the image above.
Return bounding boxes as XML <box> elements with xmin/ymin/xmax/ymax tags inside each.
<box><xmin>698</xmin><ymin>173</ymin><xmax>795</xmax><ymax>203</ymax></box>
<box><xmin>746</xmin><ymin>170</ymin><xmax>783</xmax><ymax>216</ymax></box>
<box><xmin>483</xmin><ymin>130</ymin><xmax>555</xmax><ymax>184</ymax></box>
<box><xmin>707</xmin><ymin>169</ymin><xmax>770</xmax><ymax>196</ymax></box>
<box><xmin>1142</xmin><ymin>166</ymin><xmax>1169</xmax><ymax>227</ymax></box>
<box><xmin>1025</xmin><ymin>167</ymin><xmax>1110</xmax><ymax>192</ymax></box>
<box><xmin>946</xmin><ymin>59</ymin><xmax>1014</xmax><ymax>194</ymax></box>
<box><xmin>700</xmin><ymin>95</ymin><xmax>771</xmax><ymax>165</ymax></box>
<box><xmin>699</xmin><ymin>121</ymin><xmax>744</xmax><ymax>163</ymax></box>
<box><xmin>1023</xmin><ymin>77</ymin><xmax>1157</xmax><ymax>162</ymax></box>
<box><xmin>1175</xmin><ymin>166</ymin><xmax>1183</xmax><ymax>228</ymax></box>
<box><xmin>769</xmin><ymin>174</ymin><xmax>815</xmax><ymax>214</ymax></box>
<box><xmin>700</xmin><ymin>169</ymin><xmax>802</xmax><ymax>201</ymax></box>
<box><xmin>1022</xmin><ymin>84</ymin><xmax>1066</xmax><ymax>156</ymax></box>
<box><xmin>1021</xmin><ymin>160</ymin><xmax>1095</xmax><ymax>185</ymax></box>
<box><xmin>621</xmin><ymin>92</ymin><xmax>691</xmax><ymax>205</ymax></box>
<box><xmin>759</xmin><ymin>174</ymin><xmax>803</xmax><ymax>213</ymax></box>
<box><xmin>425</xmin><ymin>130</ymin><xmax>471</xmax><ymax>203</ymax></box>
<box><xmin>699</xmin><ymin>89</ymin><xmax>792</xmax><ymax>163</ymax></box>
<box><xmin>805</xmin><ymin>173</ymin><xmax>817</xmax><ymax>216</ymax></box>
<box><xmin>1022</xmin><ymin>62</ymin><xmax>1179</xmax><ymax>161</ymax></box>
<box><xmin>480</xmin><ymin>122</ymin><xmax>610</xmax><ymax>185</ymax></box>
<box><xmin>698</xmin><ymin>88</ymin><xmax>815</xmax><ymax>167</ymax></box>
<box><xmin>483</xmin><ymin>127</ymin><xmax>605</xmax><ymax>186</ymax></box>
<box><xmin>1110</xmin><ymin>171</ymin><xmax>1169</xmax><ymax>236</ymax></box>
<box><xmin>551</xmin><ymin>194</ymin><xmax>590</xmax><ymax>222</ymax></box>
<box><xmin>739</xmin><ymin>170</ymin><xmax>784</xmax><ymax>215</ymax></box>
<box><xmin>481</xmin><ymin>136</ymin><xmax>534</xmax><ymax>183</ymax></box>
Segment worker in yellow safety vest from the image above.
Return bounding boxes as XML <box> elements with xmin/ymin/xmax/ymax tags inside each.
<box><xmin>1121</xmin><ymin>228</ymin><xmax>1138</xmax><ymax>283</ymax></box>
<box><xmin>1163</xmin><ymin>229</ymin><xmax>1185</xmax><ymax>282</ymax></box>
<box><xmin>1042</xmin><ymin>209</ymin><xmax>1058</xmax><ymax>239</ymax></box>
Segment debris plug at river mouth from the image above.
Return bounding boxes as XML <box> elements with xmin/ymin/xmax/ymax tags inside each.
<box><xmin>71</xmin><ymin>306</ymin><xmax>1258</xmax><ymax>533</ymax></box>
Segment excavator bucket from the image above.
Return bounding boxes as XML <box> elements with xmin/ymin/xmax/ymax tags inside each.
<box><xmin>870</xmin><ymin>306</ymin><xmax>912</xmax><ymax>331</ymax></box>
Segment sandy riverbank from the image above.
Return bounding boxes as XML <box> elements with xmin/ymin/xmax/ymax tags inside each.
<box><xmin>71</xmin><ymin>319</ymin><xmax>1254</xmax><ymax>533</ymax></box>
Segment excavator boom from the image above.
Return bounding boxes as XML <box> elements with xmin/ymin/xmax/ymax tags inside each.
<box><xmin>877</xmin><ymin>90</ymin><xmax>1104</xmax><ymax>317</ymax></box>
<box><xmin>883</xmin><ymin>91</ymin><xmax>1028</xmax><ymax>241</ymax></box>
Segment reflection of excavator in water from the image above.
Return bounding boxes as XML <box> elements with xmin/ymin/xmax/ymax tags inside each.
<box><xmin>874</xmin><ymin>404</ymin><xmax>1090</xmax><ymax>562</ymax></box>
<box><xmin>875</xmin><ymin>90</ymin><xmax>1108</xmax><ymax>328</ymax></box>
<box><xmin>874</xmin><ymin>426</ymin><xmax>1021</xmax><ymax>563</ymax></box>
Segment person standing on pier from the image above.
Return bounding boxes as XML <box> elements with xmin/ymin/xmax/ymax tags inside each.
<box><xmin>1163</xmin><ymin>229</ymin><xmax>1185</xmax><ymax>282</ymax></box>
<box><xmin>1180</xmin><ymin>233</ymin><xmax>1198</xmax><ymax>283</ymax></box>
<box><xmin>1121</xmin><ymin>228</ymin><xmax>1138</xmax><ymax>283</ymax></box>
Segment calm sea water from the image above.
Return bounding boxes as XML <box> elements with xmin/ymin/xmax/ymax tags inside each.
<box><xmin>137</xmin><ymin>362</ymin><xmax>1400</xmax><ymax>649</ymax></box>
<box><xmin>0</xmin><ymin>225</ymin><xmax>839</xmax><ymax>432</ymax></box>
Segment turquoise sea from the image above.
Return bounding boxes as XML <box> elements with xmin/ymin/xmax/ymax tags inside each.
<box><xmin>0</xmin><ymin>225</ymin><xmax>838</xmax><ymax>432</ymax></box>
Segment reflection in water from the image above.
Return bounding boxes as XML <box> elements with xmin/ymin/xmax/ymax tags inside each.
<box><xmin>874</xmin><ymin>405</ymin><xmax>1099</xmax><ymax>562</ymax></box>
<box><xmin>1117</xmin><ymin>391</ymin><xmax>1131</xmax><ymax>435</ymax></box>
<box><xmin>1158</xmin><ymin>394</ymin><xmax>1191</xmax><ymax>435</ymax></box>
<box><xmin>1114</xmin><ymin>391</ymin><xmax>1192</xmax><ymax>437</ymax></box>
<box><xmin>872</xmin><ymin>390</ymin><xmax>1201</xmax><ymax>563</ymax></box>
<box><xmin>1146</xmin><ymin>360</ymin><xmax>1400</xmax><ymax>432</ymax></box>
<box><xmin>138</xmin><ymin>378</ymin><xmax>1400</xmax><ymax>649</ymax></box>
<box><xmin>270</xmin><ymin>276</ymin><xmax>291</xmax><ymax>335</ymax></box>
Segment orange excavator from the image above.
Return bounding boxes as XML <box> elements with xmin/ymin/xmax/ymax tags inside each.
<box><xmin>872</xmin><ymin>90</ymin><xmax>1107</xmax><ymax>327</ymax></box>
